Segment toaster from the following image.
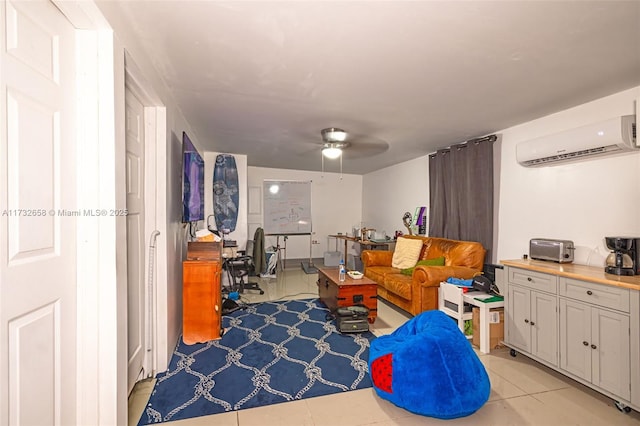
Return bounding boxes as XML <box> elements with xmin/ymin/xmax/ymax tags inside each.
<box><xmin>529</xmin><ymin>238</ymin><xmax>575</xmax><ymax>263</ymax></box>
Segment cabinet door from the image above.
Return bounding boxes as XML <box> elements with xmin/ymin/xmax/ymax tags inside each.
<box><xmin>507</xmin><ymin>284</ymin><xmax>531</xmax><ymax>353</ymax></box>
<box><xmin>531</xmin><ymin>291</ymin><xmax>558</xmax><ymax>366</ymax></box>
<box><xmin>183</xmin><ymin>261</ymin><xmax>221</xmax><ymax>344</ymax></box>
<box><xmin>592</xmin><ymin>308</ymin><xmax>630</xmax><ymax>399</ymax></box>
<box><xmin>559</xmin><ymin>299</ymin><xmax>591</xmax><ymax>381</ymax></box>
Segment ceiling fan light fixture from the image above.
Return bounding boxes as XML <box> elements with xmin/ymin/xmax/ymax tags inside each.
<box><xmin>321</xmin><ymin>127</ymin><xmax>347</xmax><ymax>143</ymax></box>
<box><xmin>322</xmin><ymin>145</ymin><xmax>342</xmax><ymax>159</ymax></box>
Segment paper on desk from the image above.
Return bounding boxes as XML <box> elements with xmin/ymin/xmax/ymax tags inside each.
<box><xmin>471</xmin><ymin>293</ymin><xmax>494</xmax><ymax>301</ymax></box>
<box><xmin>475</xmin><ymin>295</ymin><xmax>505</xmax><ymax>303</ymax></box>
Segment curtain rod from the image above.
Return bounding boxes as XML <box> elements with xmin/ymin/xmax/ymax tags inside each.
<box><xmin>428</xmin><ymin>134</ymin><xmax>498</xmax><ymax>157</ymax></box>
<box><xmin>467</xmin><ymin>134</ymin><xmax>498</xmax><ymax>144</ymax></box>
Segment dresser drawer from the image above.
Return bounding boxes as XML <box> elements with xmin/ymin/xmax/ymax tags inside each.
<box><xmin>559</xmin><ymin>277</ymin><xmax>629</xmax><ymax>313</ymax></box>
<box><xmin>508</xmin><ymin>267</ymin><xmax>557</xmax><ymax>294</ymax></box>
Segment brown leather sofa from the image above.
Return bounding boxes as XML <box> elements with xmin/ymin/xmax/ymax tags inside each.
<box><xmin>361</xmin><ymin>235</ymin><xmax>486</xmax><ymax>316</ymax></box>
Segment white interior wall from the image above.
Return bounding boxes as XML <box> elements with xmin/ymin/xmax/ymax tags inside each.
<box><xmin>362</xmin><ymin>87</ymin><xmax>640</xmax><ymax>269</ymax></box>
<box><xmin>248</xmin><ymin>167</ymin><xmax>363</xmax><ymax>261</ymax></box>
<box><xmin>203</xmin><ymin>152</ymin><xmax>248</xmax><ymax>249</ymax></box>
<box><xmin>363</xmin><ymin>156</ymin><xmax>430</xmax><ymax>239</ymax></box>
<box><xmin>496</xmin><ymin>86</ymin><xmax>640</xmax><ymax>266</ymax></box>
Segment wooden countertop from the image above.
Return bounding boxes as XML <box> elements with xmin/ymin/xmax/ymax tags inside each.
<box><xmin>501</xmin><ymin>259</ymin><xmax>640</xmax><ymax>291</ymax></box>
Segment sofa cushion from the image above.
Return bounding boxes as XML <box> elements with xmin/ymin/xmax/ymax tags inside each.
<box><xmin>383</xmin><ymin>273</ymin><xmax>412</xmax><ymax>300</ymax></box>
<box><xmin>420</xmin><ymin>237</ymin><xmax>485</xmax><ymax>270</ymax></box>
<box><xmin>391</xmin><ymin>237</ymin><xmax>424</xmax><ymax>269</ymax></box>
<box><xmin>365</xmin><ymin>266</ymin><xmax>395</xmax><ymax>284</ymax></box>
<box><xmin>400</xmin><ymin>256</ymin><xmax>445</xmax><ymax>275</ymax></box>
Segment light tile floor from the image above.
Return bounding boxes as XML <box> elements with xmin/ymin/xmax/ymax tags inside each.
<box><xmin>130</xmin><ymin>266</ymin><xmax>640</xmax><ymax>426</ymax></box>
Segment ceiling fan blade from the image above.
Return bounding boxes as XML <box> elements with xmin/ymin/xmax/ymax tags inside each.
<box><xmin>341</xmin><ymin>134</ymin><xmax>389</xmax><ymax>159</ymax></box>
<box><xmin>291</xmin><ymin>130</ymin><xmax>389</xmax><ymax>160</ymax></box>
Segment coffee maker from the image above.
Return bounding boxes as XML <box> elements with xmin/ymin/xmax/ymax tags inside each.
<box><xmin>604</xmin><ymin>237</ymin><xmax>640</xmax><ymax>276</ymax></box>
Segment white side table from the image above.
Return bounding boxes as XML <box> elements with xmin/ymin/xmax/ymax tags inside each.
<box><xmin>462</xmin><ymin>293</ymin><xmax>505</xmax><ymax>354</ymax></box>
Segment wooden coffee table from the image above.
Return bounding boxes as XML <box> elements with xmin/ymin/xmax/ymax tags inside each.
<box><xmin>317</xmin><ymin>267</ymin><xmax>378</xmax><ymax>323</ymax></box>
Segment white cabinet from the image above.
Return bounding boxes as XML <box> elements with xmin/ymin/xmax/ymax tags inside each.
<box><xmin>559</xmin><ymin>281</ymin><xmax>631</xmax><ymax>400</ymax></box>
<box><xmin>505</xmin><ymin>269</ymin><xmax>558</xmax><ymax>366</ymax></box>
<box><xmin>503</xmin><ymin>261</ymin><xmax>640</xmax><ymax>414</ymax></box>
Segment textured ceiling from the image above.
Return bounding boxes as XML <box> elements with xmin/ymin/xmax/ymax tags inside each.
<box><xmin>101</xmin><ymin>1</ymin><xmax>640</xmax><ymax>174</ymax></box>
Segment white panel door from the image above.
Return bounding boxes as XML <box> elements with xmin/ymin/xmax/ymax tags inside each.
<box><xmin>559</xmin><ymin>299</ymin><xmax>592</xmax><ymax>381</ymax></box>
<box><xmin>592</xmin><ymin>307</ymin><xmax>630</xmax><ymax>400</ymax></box>
<box><xmin>531</xmin><ymin>290</ymin><xmax>558</xmax><ymax>366</ymax></box>
<box><xmin>507</xmin><ymin>284</ymin><xmax>531</xmax><ymax>352</ymax></box>
<box><xmin>0</xmin><ymin>1</ymin><xmax>77</xmax><ymax>424</ymax></box>
<box><xmin>125</xmin><ymin>88</ymin><xmax>146</xmax><ymax>393</ymax></box>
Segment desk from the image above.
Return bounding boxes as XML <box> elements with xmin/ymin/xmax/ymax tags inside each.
<box><xmin>462</xmin><ymin>293</ymin><xmax>504</xmax><ymax>354</ymax></box>
<box><xmin>328</xmin><ymin>234</ymin><xmax>393</xmax><ymax>261</ymax></box>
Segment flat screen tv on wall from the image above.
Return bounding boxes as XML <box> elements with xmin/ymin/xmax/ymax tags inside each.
<box><xmin>181</xmin><ymin>132</ymin><xmax>205</xmax><ymax>223</ymax></box>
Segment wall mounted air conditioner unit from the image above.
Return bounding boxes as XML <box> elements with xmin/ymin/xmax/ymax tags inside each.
<box><xmin>516</xmin><ymin>115</ymin><xmax>637</xmax><ymax>167</ymax></box>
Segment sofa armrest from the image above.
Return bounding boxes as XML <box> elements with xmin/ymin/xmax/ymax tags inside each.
<box><xmin>408</xmin><ymin>265</ymin><xmax>481</xmax><ymax>314</ymax></box>
<box><xmin>412</xmin><ymin>265</ymin><xmax>481</xmax><ymax>288</ymax></box>
<box><xmin>361</xmin><ymin>250</ymin><xmax>393</xmax><ymax>268</ymax></box>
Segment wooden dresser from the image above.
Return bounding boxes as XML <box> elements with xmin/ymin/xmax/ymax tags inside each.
<box><xmin>183</xmin><ymin>242</ymin><xmax>223</xmax><ymax>344</ymax></box>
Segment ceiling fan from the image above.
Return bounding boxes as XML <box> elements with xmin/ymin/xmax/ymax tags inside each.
<box><xmin>295</xmin><ymin>127</ymin><xmax>389</xmax><ymax>161</ymax></box>
<box><xmin>320</xmin><ymin>128</ymin><xmax>350</xmax><ymax>159</ymax></box>
<box><xmin>312</xmin><ymin>127</ymin><xmax>389</xmax><ymax>176</ymax></box>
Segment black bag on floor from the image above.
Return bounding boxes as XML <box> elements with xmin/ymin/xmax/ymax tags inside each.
<box><xmin>335</xmin><ymin>305</ymin><xmax>370</xmax><ymax>333</ymax></box>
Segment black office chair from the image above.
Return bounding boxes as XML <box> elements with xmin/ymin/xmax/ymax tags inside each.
<box><xmin>223</xmin><ymin>239</ymin><xmax>265</xmax><ymax>295</ymax></box>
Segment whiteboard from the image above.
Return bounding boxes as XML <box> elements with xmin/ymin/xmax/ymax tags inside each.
<box><xmin>263</xmin><ymin>180</ymin><xmax>312</xmax><ymax>235</ymax></box>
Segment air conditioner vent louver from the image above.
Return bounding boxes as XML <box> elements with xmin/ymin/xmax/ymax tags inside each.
<box><xmin>520</xmin><ymin>145</ymin><xmax>623</xmax><ymax>167</ymax></box>
<box><xmin>517</xmin><ymin>115</ymin><xmax>637</xmax><ymax>167</ymax></box>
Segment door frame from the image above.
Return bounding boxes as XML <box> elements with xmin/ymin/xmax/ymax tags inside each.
<box><xmin>125</xmin><ymin>52</ymin><xmax>169</xmax><ymax>379</ymax></box>
<box><xmin>51</xmin><ymin>2</ymin><xmax>168</xmax><ymax>424</ymax></box>
<box><xmin>73</xmin><ymin>26</ymin><xmax>126</xmax><ymax>426</ymax></box>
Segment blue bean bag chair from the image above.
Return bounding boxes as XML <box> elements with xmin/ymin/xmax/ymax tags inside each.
<box><xmin>369</xmin><ymin>310</ymin><xmax>490</xmax><ymax>419</ymax></box>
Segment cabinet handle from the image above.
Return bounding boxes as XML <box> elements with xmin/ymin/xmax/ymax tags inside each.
<box><xmin>527</xmin><ymin>277</ymin><xmax>533</xmax><ymax>282</ymax></box>
<box><xmin>591</xmin><ymin>344</ymin><xmax>597</xmax><ymax>350</ymax></box>
<box><xmin>583</xmin><ymin>341</ymin><xmax>589</xmax><ymax>346</ymax></box>
<box><xmin>325</xmin><ymin>279</ymin><xmax>329</xmax><ymax>289</ymax></box>
<box><xmin>524</xmin><ymin>319</ymin><xmax>529</xmax><ymax>323</ymax></box>
<box><xmin>530</xmin><ymin>321</ymin><xmax>535</xmax><ymax>326</ymax></box>
<box><xmin>586</xmin><ymin>290</ymin><xmax>593</xmax><ymax>296</ymax></box>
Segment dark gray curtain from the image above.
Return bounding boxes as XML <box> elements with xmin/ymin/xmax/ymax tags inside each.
<box><xmin>428</xmin><ymin>136</ymin><xmax>495</xmax><ymax>261</ymax></box>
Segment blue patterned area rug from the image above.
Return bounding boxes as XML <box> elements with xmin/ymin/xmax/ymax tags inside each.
<box><xmin>139</xmin><ymin>298</ymin><xmax>375</xmax><ymax>424</ymax></box>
